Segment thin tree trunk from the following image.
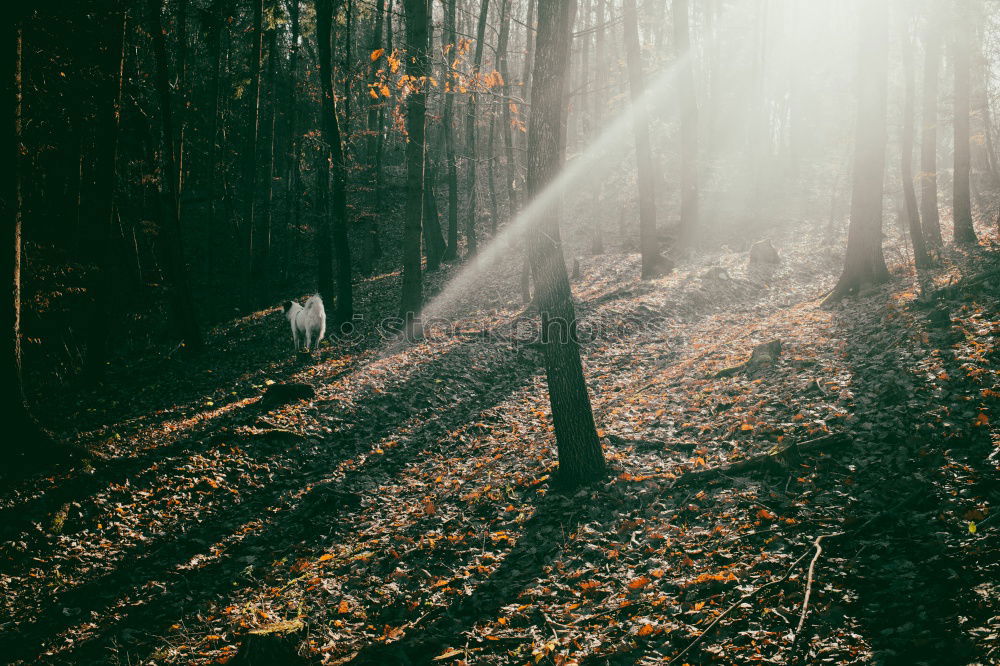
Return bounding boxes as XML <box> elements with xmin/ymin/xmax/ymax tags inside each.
<box><xmin>6</xmin><ymin>16</ymin><xmax>62</xmax><ymax>464</ymax></box>
<box><xmin>258</xmin><ymin>12</ymin><xmax>279</xmax><ymax>289</ymax></box>
<box><xmin>527</xmin><ymin>0</ymin><xmax>605</xmax><ymax>488</ymax></box>
<box><xmin>365</xmin><ymin>0</ymin><xmax>386</xmax><ymax>272</ymax></box>
<box><xmin>673</xmin><ymin>0</ymin><xmax>698</xmax><ymax>245</ymax></box>
<box><xmin>84</xmin><ymin>8</ymin><xmax>128</xmax><ymax>376</ymax></box>
<box><xmin>496</xmin><ymin>0</ymin><xmax>518</xmax><ymax>220</ymax></box>
<box><xmin>317</xmin><ymin>0</ymin><xmax>355</xmax><ymax>324</ymax></box>
<box><xmin>243</xmin><ymin>0</ymin><xmax>264</xmax><ymax>290</ymax></box>
<box><xmin>442</xmin><ymin>0</ymin><xmax>460</xmax><ymax>260</ymax></box>
<box><xmin>825</xmin><ymin>0</ymin><xmax>890</xmax><ymax>303</ymax></box>
<box><xmin>146</xmin><ymin>0</ymin><xmax>203</xmax><ymax>349</ymax></box>
<box><xmin>953</xmin><ymin>0</ymin><xmax>978</xmax><ymax>244</ymax></box>
<box><xmin>590</xmin><ymin>0</ymin><xmax>606</xmax><ymax>253</ymax></box>
<box><xmin>463</xmin><ymin>0</ymin><xmax>490</xmax><ymax>257</ymax></box>
<box><xmin>518</xmin><ymin>0</ymin><xmax>536</xmax><ymax>175</ymax></box>
<box><xmin>920</xmin><ymin>8</ymin><xmax>943</xmax><ymax>246</ymax></box>
<box><xmin>623</xmin><ymin>0</ymin><xmax>664</xmax><ymax>278</ymax></box>
<box><xmin>899</xmin><ymin>4</ymin><xmax>930</xmax><ymax>268</ymax></box>
<box><xmin>487</xmin><ymin>113</ymin><xmax>499</xmax><ymax>233</ymax></box>
<box><xmin>283</xmin><ymin>0</ymin><xmax>301</xmax><ymax>281</ymax></box>
<box><xmin>423</xmin><ymin>149</ymin><xmax>446</xmax><ymax>270</ymax></box>
<box><xmin>207</xmin><ymin>0</ymin><xmax>228</xmax><ymax>230</ymax></box>
<box><xmin>400</xmin><ymin>0</ymin><xmax>429</xmax><ymax>322</ymax></box>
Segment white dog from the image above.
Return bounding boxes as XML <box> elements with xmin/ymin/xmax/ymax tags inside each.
<box><xmin>283</xmin><ymin>295</ymin><xmax>326</xmax><ymax>353</ymax></box>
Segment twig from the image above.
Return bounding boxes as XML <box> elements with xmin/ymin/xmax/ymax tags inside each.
<box><xmin>664</xmin><ymin>544</ymin><xmax>816</xmax><ymax>665</ymax></box>
<box><xmin>792</xmin><ymin>532</ymin><xmax>843</xmax><ymax>650</ymax></box>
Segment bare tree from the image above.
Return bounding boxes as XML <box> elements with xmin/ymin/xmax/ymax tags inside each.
<box><xmin>920</xmin><ymin>3</ymin><xmax>943</xmax><ymax>246</ymax></box>
<box><xmin>316</xmin><ymin>0</ymin><xmax>355</xmax><ymax>324</ymax></box>
<box><xmin>463</xmin><ymin>0</ymin><xmax>490</xmax><ymax>257</ymax></box>
<box><xmin>673</xmin><ymin>0</ymin><xmax>699</xmax><ymax>245</ymax></box>
<box><xmin>899</xmin><ymin>2</ymin><xmax>930</xmax><ymax>268</ymax></box>
<box><xmin>399</xmin><ymin>0</ymin><xmax>430</xmax><ymax>322</ymax></box>
<box><xmin>825</xmin><ymin>0</ymin><xmax>889</xmax><ymax>303</ymax></box>
<box><xmin>527</xmin><ymin>0</ymin><xmax>606</xmax><ymax>487</ymax></box>
<box><xmin>147</xmin><ymin>0</ymin><xmax>204</xmax><ymax>349</ymax></box>
<box><xmin>952</xmin><ymin>0</ymin><xmax>979</xmax><ymax>244</ymax></box>
<box><xmin>623</xmin><ymin>0</ymin><xmax>666</xmax><ymax>277</ymax></box>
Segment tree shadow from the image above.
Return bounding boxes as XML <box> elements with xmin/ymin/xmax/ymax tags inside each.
<box><xmin>828</xmin><ymin>249</ymin><xmax>998</xmax><ymax>665</ymax></box>
<box><xmin>343</xmin><ymin>489</ymin><xmax>606</xmax><ymax>666</ymax></box>
<box><xmin>2</xmin><ymin>337</ymin><xmax>543</xmax><ymax>664</ymax></box>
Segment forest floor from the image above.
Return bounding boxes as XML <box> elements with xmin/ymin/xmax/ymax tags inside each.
<box><xmin>2</xmin><ymin>221</ymin><xmax>999</xmax><ymax>666</ymax></box>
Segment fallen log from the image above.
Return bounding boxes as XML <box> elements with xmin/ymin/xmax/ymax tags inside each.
<box><xmin>668</xmin><ymin>432</ymin><xmax>850</xmax><ymax>489</ymax></box>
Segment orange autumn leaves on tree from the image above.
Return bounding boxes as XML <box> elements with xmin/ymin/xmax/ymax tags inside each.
<box><xmin>367</xmin><ymin>46</ymin><xmax>506</xmax><ymax>101</ymax></box>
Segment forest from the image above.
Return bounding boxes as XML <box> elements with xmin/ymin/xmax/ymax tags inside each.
<box><xmin>2</xmin><ymin>0</ymin><xmax>999</xmax><ymax>663</ymax></box>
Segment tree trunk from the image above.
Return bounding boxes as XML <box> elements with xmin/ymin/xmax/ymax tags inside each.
<box><xmin>527</xmin><ymin>0</ymin><xmax>605</xmax><ymax>488</ymax></box>
<box><xmin>623</xmin><ymin>0</ymin><xmax>664</xmax><ymax>278</ymax></box>
<box><xmin>317</xmin><ymin>0</ymin><xmax>355</xmax><ymax>324</ymax></box>
<box><xmin>399</xmin><ymin>0</ymin><xmax>429</xmax><ymax>322</ymax></box>
<box><xmin>920</xmin><ymin>8</ymin><xmax>943</xmax><ymax>246</ymax></box>
<box><xmin>258</xmin><ymin>14</ymin><xmax>279</xmax><ymax>290</ymax></box>
<box><xmin>825</xmin><ymin>0</ymin><xmax>890</xmax><ymax>303</ymax></box>
<box><xmin>496</xmin><ymin>0</ymin><xmax>518</xmax><ymax>220</ymax></box>
<box><xmin>245</xmin><ymin>0</ymin><xmax>264</xmax><ymax>290</ymax></box>
<box><xmin>673</xmin><ymin>0</ymin><xmax>698</xmax><ymax>246</ymax></box>
<box><xmin>207</xmin><ymin>0</ymin><xmax>229</xmax><ymax>231</ymax></box>
<box><xmin>84</xmin><ymin>8</ymin><xmax>128</xmax><ymax>377</ymax></box>
<box><xmin>899</xmin><ymin>4</ymin><xmax>930</xmax><ymax>269</ymax></box>
<box><xmin>365</xmin><ymin>0</ymin><xmax>386</xmax><ymax>271</ymax></box>
<box><xmin>6</xmin><ymin>17</ymin><xmax>62</xmax><ymax>465</ymax></box>
<box><xmin>952</xmin><ymin>0</ymin><xmax>978</xmax><ymax>244</ymax></box>
<box><xmin>463</xmin><ymin>0</ymin><xmax>490</xmax><ymax>257</ymax></box>
<box><xmin>442</xmin><ymin>0</ymin><xmax>460</xmax><ymax>260</ymax></box>
<box><xmin>283</xmin><ymin>0</ymin><xmax>301</xmax><ymax>280</ymax></box>
<box><xmin>590</xmin><ymin>0</ymin><xmax>606</xmax><ymax>253</ymax></box>
<box><xmin>147</xmin><ymin>0</ymin><xmax>204</xmax><ymax>350</ymax></box>
<box><xmin>423</xmin><ymin>149</ymin><xmax>445</xmax><ymax>271</ymax></box>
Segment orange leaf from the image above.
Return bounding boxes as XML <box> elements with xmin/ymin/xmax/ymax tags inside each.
<box><xmin>318</xmin><ymin>554</ymin><xmax>334</xmax><ymax>562</ymax></box>
<box><xmin>338</xmin><ymin>600</ymin><xmax>350</xmax><ymax>614</ymax></box>
<box><xmin>371</xmin><ymin>48</ymin><xmax>385</xmax><ymax>61</ymax></box>
<box><xmin>756</xmin><ymin>509</ymin><xmax>776</xmax><ymax>520</ymax></box>
<box><xmin>693</xmin><ymin>601</ymin><xmax>705</xmax><ymax>611</ymax></box>
<box><xmin>740</xmin><ymin>423</ymin><xmax>754</xmax><ymax>431</ymax></box>
<box><xmin>628</xmin><ymin>576</ymin><xmax>651</xmax><ymax>590</ymax></box>
<box><xmin>637</xmin><ymin>623</ymin><xmax>656</xmax><ymax>637</ymax></box>
<box><xmin>974</xmin><ymin>413</ymin><xmax>989</xmax><ymax>426</ymax></box>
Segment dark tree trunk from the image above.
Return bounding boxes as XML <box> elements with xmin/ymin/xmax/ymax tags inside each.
<box><xmin>423</xmin><ymin>150</ymin><xmax>445</xmax><ymax>271</ymax></box>
<box><xmin>623</xmin><ymin>0</ymin><xmax>664</xmax><ymax>278</ymax></box>
<box><xmin>442</xmin><ymin>0</ymin><xmax>460</xmax><ymax>260</ymax></box>
<box><xmin>527</xmin><ymin>0</ymin><xmax>606</xmax><ymax>488</ymax></box>
<box><xmin>316</xmin><ymin>0</ymin><xmax>355</xmax><ymax>324</ymax></box>
<box><xmin>258</xmin><ymin>14</ymin><xmax>279</xmax><ymax>289</ymax></box>
<box><xmin>207</xmin><ymin>0</ymin><xmax>229</xmax><ymax>231</ymax></box>
<box><xmin>952</xmin><ymin>0</ymin><xmax>978</xmax><ymax>244</ymax></box>
<box><xmin>147</xmin><ymin>0</ymin><xmax>204</xmax><ymax>349</ymax></box>
<box><xmin>825</xmin><ymin>0</ymin><xmax>890</xmax><ymax>303</ymax></box>
<box><xmin>84</xmin><ymin>8</ymin><xmax>128</xmax><ymax>377</ymax></box>
<box><xmin>6</xmin><ymin>18</ymin><xmax>62</xmax><ymax>465</ymax></box>
<box><xmin>899</xmin><ymin>5</ymin><xmax>930</xmax><ymax>269</ymax></box>
<box><xmin>673</xmin><ymin>0</ymin><xmax>698</xmax><ymax>245</ymax></box>
<box><xmin>399</xmin><ymin>0</ymin><xmax>429</xmax><ymax>322</ymax></box>
<box><xmin>463</xmin><ymin>0</ymin><xmax>490</xmax><ymax>257</ymax></box>
<box><xmin>245</xmin><ymin>0</ymin><xmax>264</xmax><ymax>289</ymax></box>
<box><xmin>365</xmin><ymin>0</ymin><xmax>386</xmax><ymax>272</ymax></box>
<box><xmin>920</xmin><ymin>11</ymin><xmax>943</xmax><ymax>246</ymax></box>
<box><xmin>283</xmin><ymin>0</ymin><xmax>301</xmax><ymax>280</ymax></box>
<box><xmin>496</xmin><ymin>0</ymin><xmax>518</xmax><ymax>220</ymax></box>
<box><xmin>590</xmin><ymin>0</ymin><xmax>606</xmax><ymax>254</ymax></box>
